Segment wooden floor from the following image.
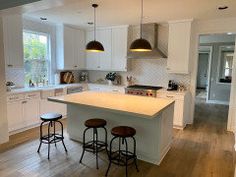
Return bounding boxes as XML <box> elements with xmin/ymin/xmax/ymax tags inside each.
<box><xmin>0</xmin><ymin>98</ymin><xmax>235</xmax><ymax>177</ymax></box>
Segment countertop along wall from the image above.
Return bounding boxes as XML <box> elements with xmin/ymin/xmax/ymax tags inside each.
<box><xmin>88</xmin><ymin>59</ymin><xmax>191</xmax><ymax>89</ymax></box>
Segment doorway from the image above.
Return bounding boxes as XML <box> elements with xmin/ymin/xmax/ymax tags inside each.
<box><xmin>196</xmin><ymin>49</ymin><xmax>211</xmax><ymax>102</ymax></box>
<box><xmin>194</xmin><ymin>33</ymin><xmax>235</xmax><ymax>130</ymax></box>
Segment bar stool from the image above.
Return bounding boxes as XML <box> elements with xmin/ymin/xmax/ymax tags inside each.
<box><xmin>79</xmin><ymin>118</ymin><xmax>108</xmax><ymax>169</ymax></box>
<box><xmin>37</xmin><ymin>113</ymin><xmax>67</xmax><ymax>159</ymax></box>
<box><xmin>105</xmin><ymin>126</ymin><xmax>139</xmax><ymax>177</ymax></box>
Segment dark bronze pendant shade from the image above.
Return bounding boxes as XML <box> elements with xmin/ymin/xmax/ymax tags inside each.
<box><xmin>86</xmin><ymin>4</ymin><xmax>104</xmax><ymax>52</ymax></box>
<box><xmin>130</xmin><ymin>0</ymin><xmax>152</xmax><ymax>52</ymax></box>
<box><xmin>130</xmin><ymin>38</ymin><xmax>152</xmax><ymax>52</ymax></box>
<box><xmin>86</xmin><ymin>40</ymin><xmax>104</xmax><ymax>52</ymax></box>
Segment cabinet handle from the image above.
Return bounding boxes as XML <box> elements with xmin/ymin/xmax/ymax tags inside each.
<box><xmin>166</xmin><ymin>68</ymin><xmax>170</xmax><ymax>70</ymax></box>
<box><xmin>8</xmin><ymin>64</ymin><xmax>13</xmax><ymax>67</ymax></box>
<box><xmin>22</xmin><ymin>101</ymin><xmax>27</xmax><ymax>104</ymax></box>
<box><xmin>97</xmin><ymin>66</ymin><xmax>100</xmax><ymax>68</ymax></box>
<box><xmin>74</xmin><ymin>65</ymin><xmax>78</xmax><ymax>68</ymax></box>
<box><xmin>166</xmin><ymin>95</ymin><xmax>174</xmax><ymax>98</ymax></box>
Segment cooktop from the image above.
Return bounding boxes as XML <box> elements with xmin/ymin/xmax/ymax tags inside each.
<box><xmin>127</xmin><ymin>85</ymin><xmax>163</xmax><ymax>90</ymax></box>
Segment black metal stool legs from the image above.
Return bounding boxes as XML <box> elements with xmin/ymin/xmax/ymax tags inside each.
<box><xmin>80</xmin><ymin>126</ymin><xmax>108</xmax><ymax>169</ymax></box>
<box><xmin>37</xmin><ymin>119</ymin><xmax>67</xmax><ymax>160</ymax></box>
<box><xmin>79</xmin><ymin>127</ymin><xmax>90</xmax><ymax>163</ymax></box>
<box><xmin>37</xmin><ymin>121</ymin><xmax>45</xmax><ymax>153</ymax></box>
<box><xmin>105</xmin><ymin>136</ymin><xmax>116</xmax><ymax>176</ymax></box>
<box><xmin>57</xmin><ymin>120</ymin><xmax>67</xmax><ymax>152</ymax></box>
<box><xmin>132</xmin><ymin>137</ymin><xmax>139</xmax><ymax>172</ymax></box>
<box><xmin>105</xmin><ymin>136</ymin><xmax>139</xmax><ymax>177</ymax></box>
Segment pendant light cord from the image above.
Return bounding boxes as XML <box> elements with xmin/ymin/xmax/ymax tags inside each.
<box><xmin>140</xmin><ymin>0</ymin><xmax>143</xmax><ymax>39</ymax></box>
<box><xmin>94</xmin><ymin>5</ymin><xmax>96</xmax><ymax>41</ymax></box>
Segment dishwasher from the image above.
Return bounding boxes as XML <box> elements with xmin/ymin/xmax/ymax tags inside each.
<box><xmin>67</xmin><ymin>86</ymin><xmax>83</xmax><ymax>94</ymax></box>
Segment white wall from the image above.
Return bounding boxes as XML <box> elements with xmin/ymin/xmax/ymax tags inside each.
<box><xmin>189</xmin><ymin>17</ymin><xmax>236</xmax><ymax>131</ymax></box>
<box><xmin>0</xmin><ymin>17</ymin><xmax>9</xmax><ymax>143</ymax></box>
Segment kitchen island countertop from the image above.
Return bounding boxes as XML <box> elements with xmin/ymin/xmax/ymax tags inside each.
<box><xmin>48</xmin><ymin>91</ymin><xmax>174</xmax><ymax>119</ymax></box>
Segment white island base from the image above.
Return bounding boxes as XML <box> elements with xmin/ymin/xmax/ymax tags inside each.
<box><xmin>66</xmin><ymin>103</ymin><xmax>174</xmax><ymax>165</ymax></box>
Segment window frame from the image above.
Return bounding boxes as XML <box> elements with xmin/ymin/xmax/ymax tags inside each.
<box><xmin>217</xmin><ymin>45</ymin><xmax>235</xmax><ymax>85</ymax></box>
<box><xmin>23</xmin><ymin>30</ymin><xmax>52</xmax><ymax>85</ymax></box>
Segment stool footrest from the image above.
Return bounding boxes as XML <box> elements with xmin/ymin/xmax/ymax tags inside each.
<box><xmin>40</xmin><ymin>133</ymin><xmax>64</xmax><ymax>144</ymax></box>
<box><xmin>84</xmin><ymin>140</ymin><xmax>107</xmax><ymax>153</ymax></box>
<box><xmin>109</xmin><ymin>150</ymin><xmax>136</xmax><ymax>166</ymax></box>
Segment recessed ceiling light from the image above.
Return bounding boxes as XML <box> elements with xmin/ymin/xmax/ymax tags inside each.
<box><xmin>218</xmin><ymin>6</ymin><xmax>228</xmax><ymax>10</ymax></box>
<box><xmin>40</xmin><ymin>17</ymin><xmax>47</xmax><ymax>21</ymax></box>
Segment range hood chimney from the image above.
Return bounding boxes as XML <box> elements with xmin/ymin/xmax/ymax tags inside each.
<box><xmin>127</xmin><ymin>23</ymin><xmax>167</xmax><ymax>59</ymax></box>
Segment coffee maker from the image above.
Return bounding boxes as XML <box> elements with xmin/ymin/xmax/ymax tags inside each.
<box><xmin>167</xmin><ymin>80</ymin><xmax>178</xmax><ymax>91</ymax></box>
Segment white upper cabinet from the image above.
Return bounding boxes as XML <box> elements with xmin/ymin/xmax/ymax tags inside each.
<box><xmin>97</xmin><ymin>29</ymin><xmax>112</xmax><ymax>70</ymax></box>
<box><xmin>86</xmin><ymin>30</ymin><xmax>100</xmax><ymax>69</ymax></box>
<box><xmin>85</xmin><ymin>26</ymin><xmax>128</xmax><ymax>71</ymax></box>
<box><xmin>167</xmin><ymin>20</ymin><xmax>192</xmax><ymax>74</ymax></box>
<box><xmin>3</xmin><ymin>14</ymin><xmax>24</xmax><ymax>68</ymax></box>
<box><xmin>85</xmin><ymin>28</ymin><xmax>112</xmax><ymax>70</ymax></box>
<box><xmin>111</xmin><ymin>27</ymin><xmax>128</xmax><ymax>71</ymax></box>
<box><xmin>56</xmin><ymin>25</ymin><xmax>86</xmax><ymax>70</ymax></box>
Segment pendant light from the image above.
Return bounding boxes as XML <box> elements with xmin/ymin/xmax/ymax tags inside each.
<box><xmin>130</xmin><ymin>0</ymin><xmax>152</xmax><ymax>52</ymax></box>
<box><xmin>86</xmin><ymin>4</ymin><xmax>104</xmax><ymax>52</ymax></box>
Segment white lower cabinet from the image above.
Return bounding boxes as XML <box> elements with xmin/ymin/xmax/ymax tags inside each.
<box><xmin>7</xmin><ymin>92</ymin><xmax>40</xmax><ymax>132</ymax></box>
<box><xmin>156</xmin><ymin>91</ymin><xmax>191</xmax><ymax>129</ymax></box>
<box><xmin>7</xmin><ymin>101</ymin><xmax>24</xmax><ymax>132</ymax></box>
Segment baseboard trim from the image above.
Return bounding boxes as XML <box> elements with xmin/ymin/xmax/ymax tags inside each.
<box><xmin>206</xmin><ymin>100</ymin><xmax>229</xmax><ymax>105</ymax></box>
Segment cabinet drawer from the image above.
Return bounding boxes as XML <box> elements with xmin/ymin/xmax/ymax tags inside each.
<box><xmin>7</xmin><ymin>94</ymin><xmax>24</xmax><ymax>102</ymax></box>
<box><xmin>156</xmin><ymin>92</ymin><xmax>184</xmax><ymax>100</ymax></box>
<box><xmin>25</xmin><ymin>92</ymin><xmax>40</xmax><ymax>100</ymax></box>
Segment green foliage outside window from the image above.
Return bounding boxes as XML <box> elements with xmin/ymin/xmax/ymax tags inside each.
<box><xmin>23</xmin><ymin>32</ymin><xmax>50</xmax><ymax>85</ymax></box>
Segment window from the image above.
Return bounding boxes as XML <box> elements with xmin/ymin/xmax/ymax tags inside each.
<box><xmin>23</xmin><ymin>31</ymin><xmax>51</xmax><ymax>86</ymax></box>
<box><xmin>218</xmin><ymin>46</ymin><xmax>234</xmax><ymax>83</ymax></box>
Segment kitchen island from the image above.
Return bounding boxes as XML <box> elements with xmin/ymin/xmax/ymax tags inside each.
<box><xmin>49</xmin><ymin>91</ymin><xmax>174</xmax><ymax>165</ymax></box>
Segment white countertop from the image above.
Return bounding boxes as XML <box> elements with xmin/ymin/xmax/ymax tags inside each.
<box><xmin>48</xmin><ymin>91</ymin><xmax>174</xmax><ymax>118</ymax></box>
<box><xmin>6</xmin><ymin>83</ymin><xmax>86</xmax><ymax>95</ymax></box>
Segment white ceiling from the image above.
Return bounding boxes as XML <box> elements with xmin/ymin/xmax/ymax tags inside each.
<box><xmin>24</xmin><ymin>0</ymin><xmax>236</xmax><ymax>27</ymax></box>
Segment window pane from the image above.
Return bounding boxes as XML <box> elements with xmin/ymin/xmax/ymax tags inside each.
<box><xmin>23</xmin><ymin>31</ymin><xmax>50</xmax><ymax>85</ymax></box>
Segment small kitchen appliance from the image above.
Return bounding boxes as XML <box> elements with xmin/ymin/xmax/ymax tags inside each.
<box><xmin>125</xmin><ymin>85</ymin><xmax>162</xmax><ymax>97</ymax></box>
<box><xmin>167</xmin><ymin>80</ymin><xmax>178</xmax><ymax>91</ymax></box>
<box><xmin>79</xmin><ymin>72</ymin><xmax>88</xmax><ymax>82</ymax></box>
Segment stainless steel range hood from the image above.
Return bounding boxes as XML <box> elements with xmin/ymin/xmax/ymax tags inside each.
<box><xmin>127</xmin><ymin>23</ymin><xmax>167</xmax><ymax>59</ymax></box>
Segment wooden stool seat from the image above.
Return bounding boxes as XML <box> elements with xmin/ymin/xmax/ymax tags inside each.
<box><xmin>111</xmin><ymin>126</ymin><xmax>136</xmax><ymax>138</ymax></box>
<box><xmin>40</xmin><ymin>113</ymin><xmax>62</xmax><ymax>121</ymax></box>
<box><xmin>85</xmin><ymin>118</ymin><xmax>107</xmax><ymax>128</ymax></box>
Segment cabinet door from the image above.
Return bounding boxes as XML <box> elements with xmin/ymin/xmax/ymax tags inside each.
<box><xmin>112</xmin><ymin>27</ymin><xmax>128</xmax><ymax>71</ymax></box>
<box><xmin>173</xmin><ymin>99</ymin><xmax>184</xmax><ymax>127</ymax></box>
<box><xmin>3</xmin><ymin>15</ymin><xmax>24</xmax><ymax>68</ymax></box>
<box><xmin>75</xmin><ymin>29</ymin><xmax>86</xmax><ymax>69</ymax></box>
<box><xmin>97</xmin><ymin>29</ymin><xmax>112</xmax><ymax>70</ymax></box>
<box><xmin>64</xmin><ymin>26</ymin><xmax>76</xmax><ymax>69</ymax></box>
<box><xmin>7</xmin><ymin>101</ymin><xmax>24</xmax><ymax>132</ymax></box>
<box><xmin>85</xmin><ymin>31</ymin><xmax>100</xmax><ymax>70</ymax></box>
<box><xmin>24</xmin><ymin>99</ymin><xmax>40</xmax><ymax>126</ymax></box>
<box><xmin>167</xmin><ymin>21</ymin><xmax>192</xmax><ymax>74</ymax></box>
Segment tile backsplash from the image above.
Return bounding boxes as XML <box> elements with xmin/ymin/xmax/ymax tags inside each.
<box><xmin>88</xmin><ymin>59</ymin><xmax>191</xmax><ymax>89</ymax></box>
<box><xmin>5</xmin><ymin>68</ymin><xmax>25</xmax><ymax>87</ymax></box>
<box><xmin>6</xmin><ymin>59</ymin><xmax>191</xmax><ymax>90</ymax></box>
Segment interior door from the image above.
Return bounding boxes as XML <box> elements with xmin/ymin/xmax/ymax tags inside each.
<box><xmin>197</xmin><ymin>53</ymin><xmax>209</xmax><ymax>89</ymax></box>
